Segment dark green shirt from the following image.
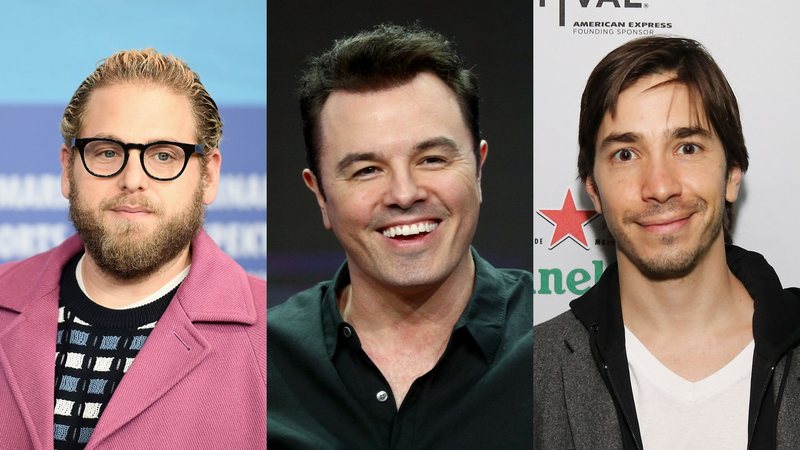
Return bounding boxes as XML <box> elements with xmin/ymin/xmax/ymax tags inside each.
<box><xmin>267</xmin><ymin>249</ymin><xmax>533</xmax><ymax>449</ymax></box>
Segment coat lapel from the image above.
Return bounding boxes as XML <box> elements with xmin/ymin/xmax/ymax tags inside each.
<box><xmin>562</xmin><ymin>337</ymin><xmax>622</xmax><ymax>449</ymax></box>
<box><xmin>0</xmin><ymin>290</ymin><xmax>60</xmax><ymax>450</ymax></box>
<box><xmin>86</xmin><ymin>296</ymin><xmax>210</xmax><ymax>447</ymax></box>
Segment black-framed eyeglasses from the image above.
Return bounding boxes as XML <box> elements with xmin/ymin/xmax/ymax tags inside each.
<box><xmin>71</xmin><ymin>138</ymin><xmax>205</xmax><ymax>181</ymax></box>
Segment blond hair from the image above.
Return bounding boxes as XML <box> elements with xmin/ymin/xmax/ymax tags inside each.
<box><xmin>60</xmin><ymin>48</ymin><xmax>222</xmax><ymax>152</ymax></box>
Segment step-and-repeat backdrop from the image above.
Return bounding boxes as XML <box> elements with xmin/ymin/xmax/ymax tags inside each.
<box><xmin>0</xmin><ymin>1</ymin><xmax>265</xmax><ymax>280</ymax></box>
<box><xmin>534</xmin><ymin>1</ymin><xmax>800</xmax><ymax>324</ymax></box>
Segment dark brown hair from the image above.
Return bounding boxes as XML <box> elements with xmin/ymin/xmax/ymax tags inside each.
<box><xmin>578</xmin><ymin>36</ymin><xmax>748</xmax><ymax>243</ymax></box>
<box><xmin>298</xmin><ymin>23</ymin><xmax>480</xmax><ymax>196</ymax></box>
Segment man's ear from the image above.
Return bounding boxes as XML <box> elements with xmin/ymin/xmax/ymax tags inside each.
<box><xmin>476</xmin><ymin>140</ymin><xmax>488</xmax><ymax>203</ymax></box>
<box><xmin>725</xmin><ymin>165</ymin><xmax>743</xmax><ymax>203</ymax></box>
<box><xmin>302</xmin><ymin>169</ymin><xmax>331</xmax><ymax>229</ymax></box>
<box><xmin>584</xmin><ymin>176</ymin><xmax>603</xmax><ymax>214</ymax></box>
<box><xmin>201</xmin><ymin>149</ymin><xmax>222</xmax><ymax>205</ymax></box>
<box><xmin>60</xmin><ymin>144</ymin><xmax>73</xmax><ymax>199</ymax></box>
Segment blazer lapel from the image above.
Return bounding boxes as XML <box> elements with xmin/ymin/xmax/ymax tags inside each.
<box><xmin>0</xmin><ymin>291</ymin><xmax>60</xmax><ymax>450</ymax></box>
<box><xmin>562</xmin><ymin>341</ymin><xmax>622</xmax><ymax>449</ymax></box>
<box><xmin>86</xmin><ymin>295</ymin><xmax>210</xmax><ymax>447</ymax></box>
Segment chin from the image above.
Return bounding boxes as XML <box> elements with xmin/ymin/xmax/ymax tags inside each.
<box><xmin>372</xmin><ymin>267</ymin><xmax>441</xmax><ymax>290</ymax></box>
<box><xmin>627</xmin><ymin>246</ymin><xmax>704</xmax><ymax>280</ymax></box>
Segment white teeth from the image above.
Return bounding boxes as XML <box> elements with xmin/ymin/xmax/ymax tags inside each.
<box><xmin>382</xmin><ymin>222</ymin><xmax>438</xmax><ymax>238</ymax></box>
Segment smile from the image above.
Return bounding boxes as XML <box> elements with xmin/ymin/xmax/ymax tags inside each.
<box><xmin>638</xmin><ymin>214</ymin><xmax>693</xmax><ymax>234</ymax></box>
<box><xmin>381</xmin><ymin>221</ymin><xmax>438</xmax><ymax>238</ymax></box>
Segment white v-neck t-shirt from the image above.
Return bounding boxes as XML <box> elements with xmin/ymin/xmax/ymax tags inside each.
<box><xmin>625</xmin><ymin>327</ymin><xmax>753</xmax><ymax>450</ymax></box>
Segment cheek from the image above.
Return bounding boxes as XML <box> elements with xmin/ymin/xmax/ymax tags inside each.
<box><xmin>324</xmin><ymin>194</ymin><xmax>369</xmax><ymax>230</ymax></box>
<box><xmin>597</xmin><ymin>188</ymin><xmax>638</xmax><ymax>225</ymax></box>
<box><xmin>436</xmin><ymin>171</ymin><xmax>481</xmax><ymax>205</ymax></box>
<box><xmin>71</xmin><ymin>177</ymin><xmax>99</xmax><ymax>200</ymax></box>
<box><xmin>683</xmin><ymin>166</ymin><xmax>727</xmax><ymax>198</ymax></box>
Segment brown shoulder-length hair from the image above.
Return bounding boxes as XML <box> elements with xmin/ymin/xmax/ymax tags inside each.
<box><xmin>578</xmin><ymin>36</ymin><xmax>748</xmax><ymax>243</ymax></box>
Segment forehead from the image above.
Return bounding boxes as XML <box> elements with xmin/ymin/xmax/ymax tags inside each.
<box><xmin>603</xmin><ymin>74</ymin><xmax>711</xmax><ymax>134</ymax></box>
<box><xmin>81</xmin><ymin>83</ymin><xmax>196</xmax><ymax>142</ymax></box>
<box><xmin>317</xmin><ymin>72</ymin><xmax>471</xmax><ymax>163</ymax></box>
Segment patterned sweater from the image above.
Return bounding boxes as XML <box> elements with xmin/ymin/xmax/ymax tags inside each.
<box><xmin>53</xmin><ymin>253</ymin><xmax>179</xmax><ymax>449</ymax></box>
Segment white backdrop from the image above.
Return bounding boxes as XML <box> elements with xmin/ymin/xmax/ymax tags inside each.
<box><xmin>534</xmin><ymin>0</ymin><xmax>800</xmax><ymax>324</ymax></box>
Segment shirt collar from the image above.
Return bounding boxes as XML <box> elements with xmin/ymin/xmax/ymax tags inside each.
<box><xmin>320</xmin><ymin>248</ymin><xmax>509</xmax><ymax>363</ymax></box>
<box><xmin>321</xmin><ymin>262</ymin><xmax>350</xmax><ymax>358</ymax></box>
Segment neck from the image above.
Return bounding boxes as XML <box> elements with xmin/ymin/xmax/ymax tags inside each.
<box><xmin>80</xmin><ymin>246</ymin><xmax>191</xmax><ymax>309</ymax></box>
<box><xmin>340</xmin><ymin>254</ymin><xmax>475</xmax><ymax>337</ymax></box>
<box><xmin>339</xmin><ymin>253</ymin><xmax>476</xmax><ymax>408</ymax></box>
<box><xmin>618</xmin><ymin>236</ymin><xmax>752</xmax><ymax>339</ymax></box>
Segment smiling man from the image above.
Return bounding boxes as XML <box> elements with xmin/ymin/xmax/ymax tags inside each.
<box><xmin>534</xmin><ymin>37</ymin><xmax>800</xmax><ymax>449</ymax></box>
<box><xmin>0</xmin><ymin>50</ymin><xmax>265</xmax><ymax>449</ymax></box>
<box><xmin>268</xmin><ymin>24</ymin><xmax>533</xmax><ymax>449</ymax></box>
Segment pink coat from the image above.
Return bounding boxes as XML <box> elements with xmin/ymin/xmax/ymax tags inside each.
<box><xmin>0</xmin><ymin>231</ymin><xmax>266</xmax><ymax>449</ymax></box>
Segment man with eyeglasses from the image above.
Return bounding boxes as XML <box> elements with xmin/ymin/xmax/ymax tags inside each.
<box><xmin>0</xmin><ymin>49</ymin><xmax>265</xmax><ymax>449</ymax></box>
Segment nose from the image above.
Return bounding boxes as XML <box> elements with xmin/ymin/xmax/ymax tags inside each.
<box><xmin>383</xmin><ymin>167</ymin><xmax>427</xmax><ymax>209</ymax></box>
<box><xmin>117</xmin><ymin>150</ymin><xmax>150</xmax><ymax>192</ymax></box>
<box><xmin>641</xmin><ymin>157</ymin><xmax>681</xmax><ymax>203</ymax></box>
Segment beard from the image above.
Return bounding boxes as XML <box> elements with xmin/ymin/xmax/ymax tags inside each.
<box><xmin>68</xmin><ymin>170</ymin><xmax>205</xmax><ymax>280</ymax></box>
<box><xmin>611</xmin><ymin>196</ymin><xmax>723</xmax><ymax>280</ymax></box>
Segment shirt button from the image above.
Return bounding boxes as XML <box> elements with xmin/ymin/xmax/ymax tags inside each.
<box><xmin>342</xmin><ymin>326</ymin><xmax>353</xmax><ymax>338</ymax></box>
<box><xmin>376</xmin><ymin>391</ymin><xmax>389</xmax><ymax>402</ymax></box>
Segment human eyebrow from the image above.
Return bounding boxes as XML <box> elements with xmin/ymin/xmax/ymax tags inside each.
<box><xmin>671</xmin><ymin>126</ymin><xmax>712</xmax><ymax>140</ymax></box>
<box><xmin>85</xmin><ymin>133</ymin><xmax>123</xmax><ymax>141</ymax></box>
<box><xmin>334</xmin><ymin>137</ymin><xmax>461</xmax><ymax>175</ymax></box>
<box><xmin>82</xmin><ymin>134</ymin><xmax>182</xmax><ymax>145</ymax></box>
<box><xmin>413</xmin><ymin>136</ymin><xmax>460</xmax><ymax>154</ymax></box>
<box><xmin>335</xmin><ymin>152</ymin><xmax>379</xmax><ymax>176</ymax></box>
<box><xmin>599</xmin><ymin>132</ymin><xmax>641</xmax><ymax>150</ymax></box>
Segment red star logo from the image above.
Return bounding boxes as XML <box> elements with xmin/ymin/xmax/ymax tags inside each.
<box><xmin>537</xmin><ymin>189</ymin><xmax>599</xmax><ymax>250</ymax></box>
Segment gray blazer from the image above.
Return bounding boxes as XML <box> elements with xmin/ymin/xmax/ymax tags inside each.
<box><xmin>534</xmin><ymin>310</ymin><xmax>623</xmax><ymax>449</ymax></box>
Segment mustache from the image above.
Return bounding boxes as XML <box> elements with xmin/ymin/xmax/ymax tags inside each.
<box><xmin>622</xmin><ymin>198</ymin><xmax>707</xmax><ymax>224</ymax></box>
<box><xmin>367</xmin><ymin>203</ymin><xmax>450</xmax><ymax>229</ymax></box>
<box><xmin>100</xmin><ymin>194</ymin><xmax>162</xmax><ymax>214</ymax></box>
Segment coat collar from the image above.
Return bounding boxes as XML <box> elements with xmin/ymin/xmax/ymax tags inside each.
<box><xmin>0</xmin><ymin>234</ymin><xmax>83</xmax><ymax>314</ymax></box>
<box><xmin>570</xmin><ymin>245</ymin><xmax>800</xmax><ymax>363</ymax></box>
<box><xmin>0</xmin><ymin>230</ymin><xmax>257</xmax><ymax>325</ymax></box>
<box><xmin>175</xmin><ymin>230</ymin><xmax>257</xmax><ymax>325</ymax></box>
<box><xmin>727</xmin><ymin>246</ymin><xmax>800</xmax><ymax>362</ymax></box>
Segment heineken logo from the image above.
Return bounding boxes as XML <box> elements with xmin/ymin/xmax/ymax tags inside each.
<box><xmin>536</xmin><ymin>189</ymin><xmax>599</xmax><ymax>250</ymax></box>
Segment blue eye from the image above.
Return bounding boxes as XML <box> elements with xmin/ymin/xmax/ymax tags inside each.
<box><xmin>92</xmin><ymin>147</ymin><xmax>122</xmax><ymax>160</ymax></box>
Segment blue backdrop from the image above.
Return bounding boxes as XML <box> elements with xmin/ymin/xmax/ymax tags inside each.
<box><xmin>0</xmin><ymin>0</ymin><xmax>266</xmax><ymax>279</ymax></box>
